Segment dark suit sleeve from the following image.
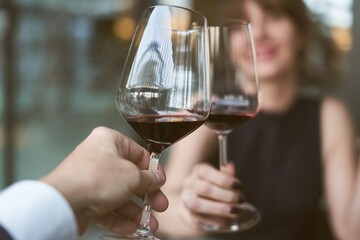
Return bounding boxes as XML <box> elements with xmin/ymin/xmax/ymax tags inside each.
<box><xmin>0</xmin><ymin>225</ymin><xmax>13</xmax><ymax>240</ymax></box>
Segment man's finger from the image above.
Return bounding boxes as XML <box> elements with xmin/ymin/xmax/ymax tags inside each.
<box><xmin>113</xmin><ymin>131</ymin><xmax>150</xmax><ymax>169</ymax></box>
<box><xmin>136</xmin><ymin>170</ymin><xmax>166</xmax><ymax>194</ymax></box>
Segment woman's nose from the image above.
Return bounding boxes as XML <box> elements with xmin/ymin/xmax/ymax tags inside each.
<box><xmin>251</xmin><ymin>21</ymin><xmax>266</xmax><ymax>41</ymax></box>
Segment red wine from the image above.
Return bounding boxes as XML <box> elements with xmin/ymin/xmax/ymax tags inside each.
<box><xmin>127</xmin><ymin>115</ymin><xmax>205</xmax><ymax>153</ymax></box>
<box><xmin>205</xmin><ymin>97</ymin><xmax>258</xmax><ymax>132</ymax></box>
<box><xmin>206</xmin><ymin>113</ymin><xmax>254</xmax><ymax>132</ymax></box>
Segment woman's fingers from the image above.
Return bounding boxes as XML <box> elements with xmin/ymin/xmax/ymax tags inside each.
<box><xmin>182</xmin><ymin>191</ymin><xmax>240</xmax><ymax>218</ymax></box>
<box><xmin>193</xmin><ymin>163</ymin><xmax>241</xmax><ymax>189</ymax></box>
<box><xmin>179</xmin><ymin>162</ymin><xmax>246</xmax><ymax>228</ymax></box>
<box><xmin>186</xmin><ymin>177</ymin><xmax>241</xmax><ymax>203</ymax></box>
<box><xmin>183</xmin><ymin>163</ymin><xmax>241</xmax><ymax>203</ymax></box>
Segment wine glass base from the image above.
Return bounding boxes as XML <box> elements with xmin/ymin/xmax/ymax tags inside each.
<box><xmin>194</xmin><ymin>202</ymin><xmax>261</xmax><ymax>233</ymax></box>
<box><xmin>100</xmin><ymin>234</ymin><xmax>160</xmax><ymax>240</ymax></box>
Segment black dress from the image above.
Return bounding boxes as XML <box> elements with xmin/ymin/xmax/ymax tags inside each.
<box><xmin>211</xmin><ymin>97</ymin><xmax>334</xmax><ymax>240</ymax></box>
<box><xmin>0</xmin><ymin>225</ymin><xmax>12</xmax><ymax>240</ymax></box>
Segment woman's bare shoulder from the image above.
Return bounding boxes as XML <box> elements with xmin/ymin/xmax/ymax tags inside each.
<box><xmin>320</xmin><ymin>96</ymin><xmax>354</xmax><ymax>127</ymax></box>
<box><xmin>321</xmin><ymin>96</ymin><xmax>349</xmax><ymax>114</ymax></box>
<box><xmin>320</xmin><ymin>96</ymin><xmax>355</xmax><ymax>162</ymax></box>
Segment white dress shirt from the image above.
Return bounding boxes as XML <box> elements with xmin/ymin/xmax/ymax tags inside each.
<box><xmin>0</xmin><ymin>180</ymin><xmax>78</xmax><ymax>240</ymax></box>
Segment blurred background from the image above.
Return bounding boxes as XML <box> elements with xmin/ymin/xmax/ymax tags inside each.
<box><xmin>0</xmin><ymin>0</ymin><xmax>359</xmax><ymax>238</ymax></box>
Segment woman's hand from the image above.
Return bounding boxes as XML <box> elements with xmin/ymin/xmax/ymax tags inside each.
<box><xmin>178</xmin><ymin>162</ymin><xmax>244</xmax><ymax>228</ymax></box>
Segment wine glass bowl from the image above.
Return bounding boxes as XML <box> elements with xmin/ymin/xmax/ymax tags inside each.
<box><xmin>206</xmin><ymin>21</ymin><xmax>260</xmax><ymax>134</ymax></box>
<box><xmin>196</xmin><ymin>21</ymin><xmax>261</xmax><ymax>233</ymax></box>
<box><xmin>101</xmin><ymin>5</ymin><xmax>210</xmax><ymax>240</ymax></box>
<box><xmin>116</xmin><ymin>6</ymin><xmax>210</xmax><ymax>153</ymax></box>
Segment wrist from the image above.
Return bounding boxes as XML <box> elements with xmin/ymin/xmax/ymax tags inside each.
<box><xmin>40</xmin><ymin>175</ymin><xmax>92</xmax><ymax>235</ymax></box>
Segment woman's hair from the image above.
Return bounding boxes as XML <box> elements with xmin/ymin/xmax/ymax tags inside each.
<box><xmin>216</xmin><ymin>0</ymin><xmax>344</xmax><ymax>88</ymax></box>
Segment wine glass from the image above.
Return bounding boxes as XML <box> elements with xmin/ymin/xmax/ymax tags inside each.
<box><xmin>100</xmin><ymin>5</ymin><xmax>210</xmax><ymax>240</ymax></box>
<box><xmin>197</xmin><ymin>21</ymin><xmax>261</xmax><ymax>232</ymax></box>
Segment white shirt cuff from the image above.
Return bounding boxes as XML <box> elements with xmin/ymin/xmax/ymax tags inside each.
<box><xmin>0</xmin><ymin>180</ymin><xmax>78</xmax><ymax>240</ymax></box>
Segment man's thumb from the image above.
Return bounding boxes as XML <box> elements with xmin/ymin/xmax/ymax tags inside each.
<box><xmin>136</xmin><ymin>170</ymin><xmax>166</xmax><ymax>194</ymax></box>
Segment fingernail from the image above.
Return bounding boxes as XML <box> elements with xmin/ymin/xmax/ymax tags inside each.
<box><xmin>231</xmin><ymin>181</ymin><xmax>242</xmax><ymax>190</ymax></box>
<box><xmin>230</xmin><ymin>206</ymin><xmax>242</xmax><ymax>214</ymax></box>
<box><xmin>152</xmin><ymin>170</ymin><xmax>165</xmax><ymax>185</ymax></box>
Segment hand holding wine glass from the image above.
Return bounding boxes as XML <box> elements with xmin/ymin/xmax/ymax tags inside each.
<box><xmin>101</xmin><ymin>5</ymin><xmax>210</xmax><ymax>240</ymax></box>
<box><xmin>193</xmin><ymin>21</ymin><xmax>261</xmax><ymax>232</ymax></box>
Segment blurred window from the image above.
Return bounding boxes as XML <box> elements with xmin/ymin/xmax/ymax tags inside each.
<box><xmin>304</xmin><ymin>0</ymin><xmax>353</xmax><ymax>51</ymax></box>
<box><xmin>304</xmin><ymin>0</ymin><xmax>353</xmax><ymax>28</ymax></box>
<box><xmin>0</xmin><ymin>0</ymin><xmax>143</xmax><ymax>188</ymax></box>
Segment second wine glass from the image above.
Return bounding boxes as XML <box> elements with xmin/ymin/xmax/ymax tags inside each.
<box><xmin>197</xmin><ymin>21</ymin><xmax>261</xmax><ymax>233</ymax></box>
<box><xmin>101</xmin><ymin>5</ymin><xmax>210</xmax><ymax>240</ymax></box>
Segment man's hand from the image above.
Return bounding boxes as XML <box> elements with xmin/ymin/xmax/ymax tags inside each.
<box><xmin>41</xmin><ymin>127</ymin><xmax>168</xmax><ymax>234</ymax></box>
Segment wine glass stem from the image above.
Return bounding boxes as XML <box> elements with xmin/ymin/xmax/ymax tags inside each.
<box><xmin>218</xmin><ymin>134</ymin><xmax>228</xmax><ymax>172</ymax></box>
<box><xmin>138</xmin><ymin>152</ymin><xmax>160</xmax><ymax>233</ymax></box>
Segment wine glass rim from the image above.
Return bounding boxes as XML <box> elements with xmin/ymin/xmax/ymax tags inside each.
<box><xmin>209</xmin><ymin>19</ymin><xmax>251</xmax><ymax>28</ymax></box>
<box><xmin>145</xmin><ymin>4</ymin><xmax>208</xmax><ymax>28</ymax></box>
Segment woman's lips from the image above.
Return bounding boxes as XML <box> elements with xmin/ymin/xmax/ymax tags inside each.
<box><xmin>242</xmin><ymin>47</ymin><xmax>277</xmax><ymax>64</ymax></box>
<box><xmin>256</xmin><ymin>48</ymin><xmax>276</xmax><ymax>61</ymax></box>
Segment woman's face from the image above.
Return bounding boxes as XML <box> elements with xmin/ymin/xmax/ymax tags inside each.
<box><xmin>242</xmin><ymin>0</ymin><xmax>300</xmax><ymax>81</ymax></box>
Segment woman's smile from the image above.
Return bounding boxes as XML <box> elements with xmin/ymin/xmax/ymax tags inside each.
<box><xmin>256</xmin><ymin>47</ymin><xmax>277</xmax><ymax>62</ymax></box>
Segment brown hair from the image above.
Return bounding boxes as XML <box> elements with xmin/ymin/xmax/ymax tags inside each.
<box><xmin>215</xmin><ymin>0</ymin><xmax>343</xmax><ymax>87</ymax></box>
